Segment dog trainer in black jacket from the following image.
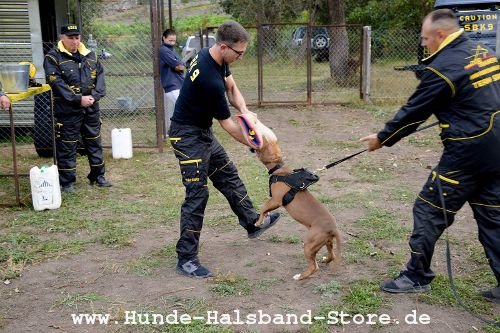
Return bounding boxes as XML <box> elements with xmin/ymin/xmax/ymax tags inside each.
<box><xmin>361</xmin><ymin>9</ymin><xmax>500</xmax><ymax>302</ymax></box>
<box><xmin>44</xmin><ymin>24</ymin><xmax>111</xmax><ymax>193</ymax></box>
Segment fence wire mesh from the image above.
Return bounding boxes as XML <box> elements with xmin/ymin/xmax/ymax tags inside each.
<box><xmin>370</xmin><ymin>29</ymin><xmax>422</xmax><ymax>103</ymax></box>
<box><xmin>1</xmin><ymin>16</ymin><xmax>424</xmax><ymax>157</ymax></box>
<box><xmin>89</xmin><ymin>38</ymin><xmax>157</xmax><ymax>147</ymax></box>
<box><xmin>0</xmin><ymin>5</ymin><xmax>427</xmax><ymax>205</ymax></box>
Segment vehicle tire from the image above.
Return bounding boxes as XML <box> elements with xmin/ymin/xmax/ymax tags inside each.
<box><xmin>312</xmin><ymin>34</ymin><xmax>328</xmax><ymax>49</ymax></box>
<box><xmin>33</xmin><ymin>91</ymin><xmax>54</xmax><ymax>158</ymax></box>
<box><xmin>315</xmin><ymin>49</ymin><xmax>329</xmax><ymax>62</ymax></box>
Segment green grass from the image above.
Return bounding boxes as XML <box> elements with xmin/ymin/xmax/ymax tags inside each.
<box><xmin>355</xmin><ymin>208</ymin><xmax>409</xmax><ymax>241</ymax></box>
<box><xmin>285</xmin><ymin>235</ymin><xmax>302</xmax><ymax>244</ymax></box>
<box><xmin>418</xmin><ymin>275</ymin><xmax>497</xmax><ymax>316</ymax></box>
<box><xmin>314</xmin><ymin>280</ymin><xmax>341</xmax><ymax>298</ymax></box>
<box><xmin>310</xmin><ymin>279</ymin><xmax>386</xmax><ymax>331</ymax></box>
<box><xmin>53</xmin><ymin>292</ymin><xmax>108</xmax><ymax>309</ymax></box>
<box><xmin>388</xmin><ymin>187</ymin><xmax>416</xmax><ymax>205</ymax></box>
<box><xmin>128</xmin><ymin>244</ymin><xmax>177</xmax><ymax>276</ymax></box>
<box><xmin>349</xmin><ymin>156</ymin><xmax>392</xmax><ymax>183</ymax></box>
<box><xmin>327</xmin><ymin>191</ymin><xmax>376</xmax><ymax>209</ymax></box>
<box><xmin>0</xmin><ymin>231</ymin><xmax>87</xmax><ymax>266</ymax></box>
<box><xmin>209</xmin><ymin>273</ymin><xmax>253</xmax><ymax>297</ymax></box>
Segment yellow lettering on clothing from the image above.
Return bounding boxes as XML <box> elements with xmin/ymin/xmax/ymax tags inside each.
<box><xmin>472</xmin><ymin>76</ymin><xmax>493</xmax><ymax>88</ymax></box>
<box><xmin>470</xmin><ymin>65</ymin><xmax>500</xmax><ymax>80</ymax></box>
<box><xmin>478</xmin><ymin>57</ymin><xmax>497</xmax><ymax>68</ymax></box>
<box><xmin>190</xmin><ymin>68</ymin><xmax>200</xmax><ymax>82</ymax></box>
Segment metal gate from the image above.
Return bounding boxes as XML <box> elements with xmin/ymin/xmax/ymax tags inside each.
<box><xmin>256</xmin><ymin>23</ymin><xmax>363</xmax><ymax>105</ymax></box>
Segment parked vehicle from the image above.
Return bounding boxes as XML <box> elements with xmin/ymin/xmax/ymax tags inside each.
<box><xmin>290</xmin><ymin>26</ymin><xmax>330</xmax><ymax>61</ymax></box>
<box><xmin>181</xmin><ymin>35</ymin><xmax>216</xmax><ymax>65</ymax></box>
<box><xmin>396</xmin><ymin>0</ymin><xmax>500</xmax><ymax>78</ymax></box>
<box><xmin>435</xmin><ymin>0</ymin><xmax>499</xmax><ymax>51</ymax></box>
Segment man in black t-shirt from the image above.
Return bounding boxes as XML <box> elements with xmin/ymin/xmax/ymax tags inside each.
<box><xmin>169</xmin><ymin>21</ymin><xmax>281</xmax><ymax>278</ymax></box>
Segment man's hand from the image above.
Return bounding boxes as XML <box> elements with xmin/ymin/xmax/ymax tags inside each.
<box><xmin>241</xmin><ymin>109</ymin><xmax>257</xmax><ymax>118</ymax></box>
<box><xmin>81</xmin><ymin>95</ymin><xmax>95</xmax><ymax>108</ymax></box>
<box><xmin>174</xmin><ymin>65</ymin><xmax>186</xmax><ymax>72</ymax></box>
<box><xmin>360</xmin><ymin>133</ymin><xmax>383</xmax><ymax>151</ymax></box>
<box><xmin>0</xmin><ymin>95</ymin><xmax>11</xmax><ymax>110</ymax></box>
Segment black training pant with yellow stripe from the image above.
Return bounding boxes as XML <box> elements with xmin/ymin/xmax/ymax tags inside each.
<box><xmin>169</xmin><ymin>122</ymin><xmax>260</xmax><ymax>262</ymax></box>
<box><xmin>407</xmin><ymin>165</ymin><xmax>500</xmax><ymax>286</ymax></box>
<box><xmin>54</xmin><ymin>103</ymin><xmax>105</xmax><ymax>186</ymax></box>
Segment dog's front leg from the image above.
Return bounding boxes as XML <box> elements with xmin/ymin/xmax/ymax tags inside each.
<box><xmin>255</xmin><ymin>197</ymin><xmax>281</xmax><ymax>226</ymax></box>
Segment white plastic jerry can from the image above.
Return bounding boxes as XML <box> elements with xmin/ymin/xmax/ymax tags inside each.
<box><xmin>111</xmin><ymin>128</ymin><xmax>133</xmax><ymax>159</ymax></box>
<box><xmin>30</xmin><ymin>164</ymin><xmax>62</xmax><ymax>211</ymax></box>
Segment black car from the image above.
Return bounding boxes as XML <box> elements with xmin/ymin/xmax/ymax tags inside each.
<box><xmin>291</xmin><ymin>26</ymin><xmax>330</xmax><ymax>61</ymax></box>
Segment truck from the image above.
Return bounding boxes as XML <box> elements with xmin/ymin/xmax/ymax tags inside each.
<box><xmin>395</xmin><ymin>0</ymin><xmax>500</xmax><ymax>78</ymax></box>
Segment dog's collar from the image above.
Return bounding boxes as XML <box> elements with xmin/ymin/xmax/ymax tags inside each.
<box><xmin>268</xmin><ymin>163</ymin><xmax>284</xmax><ymax>175</ymax></box>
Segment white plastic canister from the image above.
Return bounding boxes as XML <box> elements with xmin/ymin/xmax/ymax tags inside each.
<box><xmin>30</xmin><ymin>165</ymin><xmax>62</xmax><ymax>211</ymax></box>
<box><xmin>111</xmin><ymin>128</ymin><xmax>133</xmax><ymax>159</ymax></box>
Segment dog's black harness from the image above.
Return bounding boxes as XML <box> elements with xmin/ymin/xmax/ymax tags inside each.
<box><xmin>268</xmin><ymin>164</ymin><xmax>320</xmax><ymax>206</ymax></box>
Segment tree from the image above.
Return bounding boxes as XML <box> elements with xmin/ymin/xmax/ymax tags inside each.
<box><xmin>328</xmin><ymin>0</ymin><xmax>349</xmax><ymax>80</ymax></box>
<box><xmin>218</xmin><ymin>0</ymin><xmax>306</xmax><ymax>25</ymax></box>
<box><xmin>345</xmin><ymin>0</ymin><xmax>434</xmax><ymax>30</ymax></box>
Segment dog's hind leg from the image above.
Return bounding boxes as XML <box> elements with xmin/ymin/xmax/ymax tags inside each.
<box><xmin>322</xmin><ymin>236</ymin><xmax>336</xmax><ymax>264</ymax></box>
<box><xmin>293</xmin><ymin>233</ymin><xmax>324</xmax><ymax>280</ymax></box>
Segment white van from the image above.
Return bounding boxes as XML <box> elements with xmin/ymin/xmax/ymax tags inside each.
<box><xmin>181</xmin><ymin>35</ymin><xmax>216</xmax><ymax>64</ymax></box>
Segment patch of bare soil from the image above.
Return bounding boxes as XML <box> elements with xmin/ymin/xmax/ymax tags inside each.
<box><xmin>1</xmin><ymin>105</ymin><xmax>498</xmax><ymax>333</ymax></box>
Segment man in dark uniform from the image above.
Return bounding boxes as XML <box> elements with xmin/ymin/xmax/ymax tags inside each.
<box><xmin>169</xmin><ymin>21</ymin><xmax>281</xmax><ymax>278</ymax></box>
<box><xmin>361</xmin><ymin>9</ymin><xmax>500</xmax><ymax>303</ymax></box>
<box><xmin>44</xmin><ymin>24</ymin><xmax>111</xmax><ymax>193</ymax></box>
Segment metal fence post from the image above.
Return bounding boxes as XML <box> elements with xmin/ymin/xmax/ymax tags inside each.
<box><xmin>306</xmin><ymin>20</ymin><xmax>312</xmax><ymax>105</ymax></box>
<box><xmin>150</xmin><ymin>0</ymin><xmax>164</xmax><ymax>152</ymax></box>
<box><xmin>257</xmin><ymin>24</ymin><xmax>263</xmax><ymax>107</ymax></box>
<box><xmin>361</xmin><ymin>26</ymin><xmax>371</xmax><ymax>102</ymax></box>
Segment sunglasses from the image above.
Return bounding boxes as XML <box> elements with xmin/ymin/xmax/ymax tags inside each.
<box><xmin>224</xmin><ymin>43</ymin><xmax>245</xmax><ymax>57</ymax></box>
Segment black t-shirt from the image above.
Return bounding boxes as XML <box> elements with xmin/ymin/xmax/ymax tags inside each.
<box><xmin>171</xmin><ymin>48</ymin><xmax>231</xmax><ymax>128</ymax></box>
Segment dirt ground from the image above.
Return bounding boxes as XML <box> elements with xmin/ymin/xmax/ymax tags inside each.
<box><xmin>1</xmin><ymin>105</ymin><xmax>499</xmax><ymax>333</ymax></box>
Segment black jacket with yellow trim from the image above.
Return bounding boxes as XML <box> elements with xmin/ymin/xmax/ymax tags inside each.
<box><xmin>377</xmin><ymin>30</ymin><xmax>500</xmax><ymax>168</ymax></box>
<box><xmin>44</xmin><ymin>41</ymin><xmax>106</xmax><ymax>106</ymax></box>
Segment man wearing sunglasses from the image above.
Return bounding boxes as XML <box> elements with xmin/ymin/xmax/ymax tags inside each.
<box><xmin>168</xmin><ymin>21</ymin><xmax>281</xmax><ymax>278</ymax></box>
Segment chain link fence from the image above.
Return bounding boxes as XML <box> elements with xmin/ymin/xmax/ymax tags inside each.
<box><xmin>209</xmin><ymin>24</ymin><xmax>364</xmax><ymax>105</ymax></box>
<box><xmin>1</xmin><ymin>21</ymin><xmax>423</xmax><ymax>154</ymax></box>
<box><xmin>370</xmin><ymin>29</ymin><xmax>422</xmax><ymax>103</ymax></box>
<box><xmin>0</xmin><ymin>3</ymin><xmax>424</xmax><ymax>205</ymax></box>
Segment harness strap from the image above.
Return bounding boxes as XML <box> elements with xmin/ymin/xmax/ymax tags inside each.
<box><xmin>282</xmin><ymin>188</ymin><xmax>299</xmax><ymax>206</ymax></box>
<box><xmin>268</xmin><ymin>168</ymin><xmax>319</xmax><ymax>206</ymax></box>
<box><xmin>268</xmin><ymin>163</ymin><xmax>284</xmax><ymax>175</ymax></box>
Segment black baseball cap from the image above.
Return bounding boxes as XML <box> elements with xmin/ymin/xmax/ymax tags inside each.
<box><xmin>61</xmin><ymin>24</ymin><xmax>80</xmax><ymax>36</ymax></box>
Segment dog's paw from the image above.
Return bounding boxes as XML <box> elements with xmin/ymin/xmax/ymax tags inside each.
<box><xmin>293</xmin><ymin>274</ymin><xmax>302</xmax><ymax>280</ymax></box>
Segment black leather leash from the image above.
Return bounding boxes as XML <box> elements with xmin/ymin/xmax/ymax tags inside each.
<box><xmin>317</xmin><ymin>121</ymin><xmax>439</xmax><ymax>172</ymax></box>
<box><xmin>435</xmin><ymin>171</ymin><xmax>500</xmax><ymax>328</ymax></box>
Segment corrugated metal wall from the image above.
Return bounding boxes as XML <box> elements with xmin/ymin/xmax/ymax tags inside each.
<box><xmin>0</xmin><ymin>1</ymin><xmax>32</xmax><ymax>63</ymax></box>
